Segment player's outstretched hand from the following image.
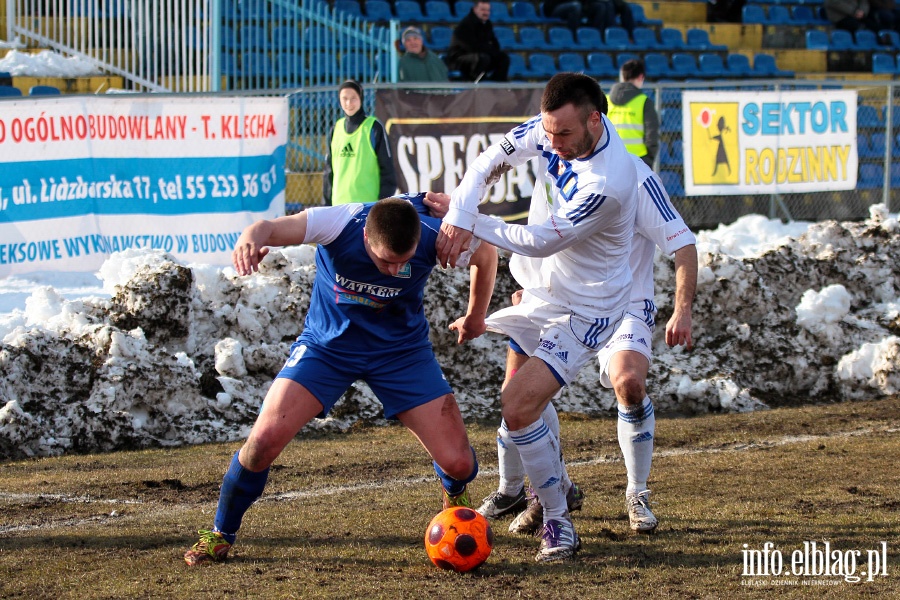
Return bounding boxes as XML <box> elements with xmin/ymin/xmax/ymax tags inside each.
<box><xmin>449</xmin><ymin>315</ymin><xmax>487</xmax><ymax>344</ymax></box>
<box><xmin>437</xmin><ymin>222</ymin><xmax>473</xmax><ymax>268</ymax></box>
<box><xmin>423</xmin><ymin>191</ymin><xmax>451</xmax><ymax>219</ymax></box>
<box><xmin>232</xmin><ymin>239</ymin><xmax>270</xmax><ymax>276</ymax></box>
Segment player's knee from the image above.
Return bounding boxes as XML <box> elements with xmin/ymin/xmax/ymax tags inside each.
<box><xmin>241</xmin><ymin>435</ymin><xmax>280</xmax><ymax>471</ymax></box>
<box><xmin>613</xmin><ymin>375</ymin><xmax>645</xmax><ymax>406</ymax></box>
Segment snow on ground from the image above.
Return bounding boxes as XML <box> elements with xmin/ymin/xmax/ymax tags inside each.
<box><xmin>1</xmin><ymin>206</ymin><xmax>899</xmax><ymax>459</ymax></box>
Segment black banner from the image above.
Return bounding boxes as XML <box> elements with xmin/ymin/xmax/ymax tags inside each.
<box><xmin>375</xmin><ymin>87</ymin><xmax>543</xmax><ymax>222</ymax></box>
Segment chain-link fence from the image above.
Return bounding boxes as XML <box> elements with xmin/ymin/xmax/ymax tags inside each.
<box><xmin>286</xmin><ymin>80</ymin><xmax>900</xmax><ymax>229</ymax></box>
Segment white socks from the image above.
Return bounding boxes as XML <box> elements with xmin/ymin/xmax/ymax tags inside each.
<box><xmin>497</xmin><ymin>402</ymin><xmax>572</xmax><ymax>496</ymax></box>
<box><xmin>618</xmin><ymin>395</ymin><xmax>655</xmax><ymax>495</ymax></box>
<box><xmin>507</xmin><ymin>417</ymin><xmax>567</xmax><ymax>520</ymax></box>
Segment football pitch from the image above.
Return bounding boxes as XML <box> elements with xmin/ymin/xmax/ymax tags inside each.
<box><xmin>1</xmin><ymin>397</ymin><xmax>898</xmax><ymax>599</ymax></box>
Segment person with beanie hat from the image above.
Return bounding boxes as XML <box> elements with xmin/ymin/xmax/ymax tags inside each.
<box><xmin>399</xmin><ymin>26</ymin><xmax>449</xmax><ymax>82</ymax></box>
<box><xmin>323</xmin><ymin>79</ymin><xmax>397</xmax><ymax>205</ymax></box>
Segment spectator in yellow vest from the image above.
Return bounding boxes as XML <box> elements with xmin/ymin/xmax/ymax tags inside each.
<box><xmin>323</xmin><ymin>80</ymin><xmax>397</xmax><ymax>205</ymax></box>
<box><xmin>606</xmin><ymin>59</ymin><xmax>659</xmax><ymax>168</ymax></box>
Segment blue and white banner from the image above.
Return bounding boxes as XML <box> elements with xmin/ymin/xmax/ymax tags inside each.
<box><xmin>0</xmin><ymin>95</ymin><xmax>288</xmax><ymax>276</ymax></box>
<box><xmin>682</xmin><ymin>90</ymin><xmax>858</xmax><ymax>196</ymax></box>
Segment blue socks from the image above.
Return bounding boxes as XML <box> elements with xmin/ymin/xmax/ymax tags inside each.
<box><xmin>213</xmin><ymin>451</ymin><xmax>269</xmax><ymax>543</ymax></box>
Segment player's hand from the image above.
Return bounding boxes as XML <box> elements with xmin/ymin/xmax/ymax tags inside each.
<box><xmin>511</xmin><ymin>289</ymin><xmax>524</xmax><ymax>306</ymax></box>
<box><xmin>665</xmin><ymin>310</ymin><xmax>693</xmax><ymax>350</ymax></box>
<box><xmin>437</xmin><ymin>222</ymin><xmax>473</xmax><ymax>268</ymax></box>
<box><xmin>449</xmin><ymin>315</ymin><xmax>487</xmax><ymax>344</ymax></box>
<box><xmin>232</xmin><ymin>237</ymin><xmax>270</xmax><ymax>276</ymax></box>
<box><xmin>423</xmin><ymin>191</ymin><xmax>451</xmax><ymax>219</ymax></box>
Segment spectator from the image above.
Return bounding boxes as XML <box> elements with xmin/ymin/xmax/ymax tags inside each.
<box><xmin>871</xmin><ymin>0</ymin><xmax>900</xmax><ymax>34</ymax></box>
<box><xmin>606</xmin><ymin>59</ymin><xmax>659</xmax><ymax>167</ymax></box>
<box><xmin>399</xmin><ymin>26</ymin><xmax>449</xmax><ymax>82</ymax></box>
<box><xmin>322</xmin><ymin>80</ymin><xmax>397</xmax><ymax>205</ymax></box>
<box><xmin>446</xmin><ymin>0</ymin><xmax>510</xmax><ymax>82</ymax></box>
<box><xmin>824</xmin><ymin>0</ymin><xmax>880</xmax><ymax>33</ymax></box>
<box><xmin>543</xmin><ymin>0</ymin><xmax>583</xmax><ymax>33</ymax></box>
<box><xmin>584</xmin><ymin>0</ymin><xmax>636</xmax><ymax>41</ymax></box>
<box><xmin>707</xmin><ymin>0</ymin><xmax>746</xmax><ymax>23</ymax></box>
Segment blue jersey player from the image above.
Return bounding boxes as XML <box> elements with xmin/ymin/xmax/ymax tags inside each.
<box><xmin>184</xmin><ymin>195</ymin><xmax>498</xmax><ymax>566</ymax></box>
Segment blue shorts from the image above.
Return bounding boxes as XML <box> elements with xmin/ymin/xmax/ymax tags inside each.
<box><xmin>275</xmin><ymin>341</ymin><xmax>453</xmax><ymax>419</ymax></box>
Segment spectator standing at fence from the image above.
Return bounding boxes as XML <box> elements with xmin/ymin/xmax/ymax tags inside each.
<box><xmin>606</xmin><ymin>59</ymin><xmax>659</xmax><ymax>168</ymax></box>
<box><xmin>446</xmin><ymin>0</ymin><xmax>510</xmax><ymax>82</ymax></box>
<box><xmin>399</xmin><ymin>26</ymin><xmax>450</xmax><ymax>82</ymax></box>
<box><xmin>323</xmin><ymin>80</ymin><xmax>397</xmax><ymax>205</ymax></box>
<box><xmin>824</xmin><ymin>0</ymin><xmax>880</xmax><ymax>33</ymax></box>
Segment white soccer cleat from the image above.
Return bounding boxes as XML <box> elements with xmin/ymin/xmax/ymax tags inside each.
<box><xmin>626</xmin><ymin>490</ymin><xmax>658</xmax><ymax>533</ymax></box>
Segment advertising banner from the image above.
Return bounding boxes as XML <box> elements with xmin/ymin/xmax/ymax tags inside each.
<box><xmin>682</xmin><ymin>90</ymin><xmax>858</xmax><ymax>195</ymax></box>
<box><xmin>0</xmin><ymin>96</ymin><xmax>288</xmax><ymax>276</ymax></box>
<box><xmin>376</xmin><ymin>87</ymin><xmax>543</xmax><ymax>222</ymax></box>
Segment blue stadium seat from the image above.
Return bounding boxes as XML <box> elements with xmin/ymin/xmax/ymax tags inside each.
<box><xmin>753</xmin><ymin>53</ymin><xmax>794</xmax><ymax>77</ymax></box>
<box><xmin>528</xmin><ymin>53</ymin><xmax>558</xmax><ymax>78</ymax></box>
<box><xmin>424</xmin><ymin>1</ymin><xmax>455</xmax><ymax>22</ymax></box>
<box><xmin>872</xmin><ymin>53</ymin><xmax>897</xmax><ymax>75</ymax></box>
<box><xmin>494</xmin><ymin>26</ymin><xmax>517</xmax><ymax>49</ymax></box>
<box><xmin>726</xmin><ymin>53</ymin><xmax>753</xmax><ymax>77</ymax></box>
<box><xmin>576</xmin><ymin>26</ymin><xmax>605</xmax><ymax>50</ymax></box>
<box><xmin>632</xmin><ymin>27</ymin><xmax>660</xmax><ymax>50</ymax></box>
<box><xmin>490</xmin><ymin>1</ymin><xmax>512</xmax><ymax>22</ymax></box>
<box><xmin>241</xmin><ymin>25</ymin><xmax>269</xmax><ymax>50</ymax></box>
<box><xmin>241</xmin><ymin>50</ymin><xmax>273</xmax><ymax>79</ymax></box>
<box><xmin>454</xmin><ymin>0</ymin><xmax>471</xmax><ymax>18</ymax></box>
<box><xmin>668</xmin><ymin>139</ymin><xmax>684</xmax><ymax>165</ymax></box>
<box><xmin>304</xmin><ymin>26</ymin><xmax>336</xmax><ymax>49</ymax></box>
<box><xmin>548</xmin><ymin>26</ymin><xmax>580</xmax><ymax>51</ymax></box>
<box><xmin>855</xmin><ymin>29</ymin><xmax>880</xmax><ymax>51</ymax></box>
<box><xmin>558</xmin><ymin>52</ymin><xmax>587</xmax><ymax>72</ymax></box>
<box><xmin>685</xmin><ymin>28</ymin><xmax>727</xmax><ymax>51</ymax></box>
<box><xmin>880</xmin><ymin>29</ymin><xmax>900</xmax><ymax>49</ymax></box>
<box><xmin>660</xmin><ymin>107</ymin><xmax>682</xmax><ymax>133</ymax></box>
<box><xmin>792</xmin><ymin>5</ymin><xmax>829</xmax><ymax>25</ymax></box>
<box><xmin>429</xmin><ymin>26</ymin><xmax>453</xmax><ymax>51</ymax></box>
<box><xmin>670</xmin><ymin>53</ymin><xmax>701</xmax><ymax>79</ymax></box>
<box><xmin>643</xmin><ymin>52</ymin><xmax>672</xmax><ymax>80</ymax></box>
<box><xmin>512</xmin><ymin>1</ymin><xmax>547</xmax><ymax>23</ymax></box>
<box><xmin>30</xmin><ymin>85</ymin><xmax>61</xmax><ymax>95</ymax></box>
<box><xmin>829</xmin><ymin>29</ymin><xmax>855</xmax><ymax>51</ymax></box>
<box><xmin>857</xmin><ymin>104</ymin><xmax>884</xmax><ymax>128</ymax></box>
<box><xmin>395</xmin><ymin>0</ymin><xmax>424</xmax><ymax>21</ymax></box>
<box><xmin>365</xmin><ymin>0</ymin><xmax>393</xmax><ymax>21</ymax></box>
<box><xmin>741</xmin><ymin>4</ymin><xmax>766</xmax><ymax>24</ymax></box>
<box><xmin>586</xmin><ymin>52</ymin><xmax>618</xmax><ymax>79</ymax></box>
<box><xmin>275</xmin><ymin>53</ymin><xmax>306</xmax><ymax>86</ymax></box>
<box><xmin>616</xmin><ymin>52</ymin><xmax>638</xmax><ymax>69</ymax></box>
<box><xmin>659</xmin><ymin>169</ymin><xmax>685</xmax><ymax>197</ymax></box>
<box><xmin>698</xmin><ymin>53</ymin><xmax>727</xmax><ymax>78</ymax></box>
<box><xmin>891</xmin><ymin>162</ymin><xmax>900</xmax><ymax>187</ymax></box>
<box><xmin>508</xmin><ymin>53</ymin><xmax>530</xmax><ymax>80</ymax></box>
<box><xmin>857</xmin><ymin>132</ymin><xmax>873</xmax><ymax>159</ymax></box>
<box><xmin>868</xmin><ymin>132</ymin><xmax>886</xmax><ymax>158</ymax></box>
<box><xmin>342</xmin><ymin>51</ymin><xmax>376</xmax><ymax>81</ymax></box>
<box><xmin>628</xmin><ymin>3</ymin><xmax>662</xmax><ymax>26</ymax></box>
<box><xmin>308</xmin><ymin>51</ymin><xmax>340</xmax><ymax>83</ymax></box>
<box><xmin>239</xmin><ymin>0</ymin><xmax>271</xmax><ymax>22</ymax></box>
<box><xmin>334</xmin><ymin>0</ymin><xmax>363</xmax><ymax>17</ymax></box>
<box><xmin>659</xmin><ymin>28</ymin><xmax>685</xmax><ymax>51</ymax></box>
<box><xmin>805</xmin><ymin>29</ymin><xmax>830</xmax><ymax>50</ymax></box>
<box><xmin>767</xmin><ymin>5</ymin><xmax>792</xmax><ymax>25</ymax></box>
<box><xmin>604</xmin><ymin>26</ymin><xmax>632</xmax><ymax>50</ymax></box>
<box><xmin>518</xmin><ymin>26</ymin><xmax>551</xmax><ymax>50</ymax></box>
<box><xmin>858</xmin><ymin>163</ymin><xmax>884</xmax><ymax>189</ymax></box>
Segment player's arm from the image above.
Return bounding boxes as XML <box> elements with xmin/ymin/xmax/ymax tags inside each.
<box><xmin>232</xmin><ymin>211</ymin><xmax>310</xmax><ymax>276</ymax></box>
<box><xmin>438</xmin><ymin>119</ymin><xmax>542</xmax><ymax>268</ymax></box>
<box><xmin>665</xmin><ymin>244</ymin><xmax>697</xmax><ymax>350</ymax></box>
<box><xmin>449</xmin><ymin>240</ymin><xmax>498</xmax><ymax>344</ymax></box>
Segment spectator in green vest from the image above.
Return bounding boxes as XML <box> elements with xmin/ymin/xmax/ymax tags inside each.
<box><xmin>399</xmin><ymin>26</ymin><xmax>449</xmax><ymax>82</ymax></box>
<box><xmin>323</xmin><ymin>80</ymin><xmax>397</xmax><ymax>205</ymax></box>
<box><xmin>606</xmin><ymin>59</ymin><xmax>659</xmax><ymax>167</ymax></box>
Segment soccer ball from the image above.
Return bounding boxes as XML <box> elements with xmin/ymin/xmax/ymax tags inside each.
<box><xmin>424</xmin><ymin>506</ymin><xmax>494</xmax><ymax>572</ymax></box>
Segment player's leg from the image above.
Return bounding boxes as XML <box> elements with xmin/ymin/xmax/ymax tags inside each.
<box><xmin>608</xmin><ymin>349</ymin><xmax>658</xmax><ymax>533</ymax></box>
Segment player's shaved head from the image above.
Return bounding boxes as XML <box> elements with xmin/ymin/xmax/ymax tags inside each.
<box><xmin>366</xmin><ymin>197</ymin><xmax>421</xmax><ymax>255</ymax></box>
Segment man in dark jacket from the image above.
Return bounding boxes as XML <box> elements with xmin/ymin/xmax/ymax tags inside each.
<box><xmin>606</xmin><ymin>59</ymin><xmax>659</xmax><ymax>167</ymax></box>
<box><xmin>446</xmin><ymin>0</ymin><xmax>510</xmax><ymax>82</ymax></box>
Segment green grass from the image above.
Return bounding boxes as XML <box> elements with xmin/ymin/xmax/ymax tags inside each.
<box><xmin>1</xmin><ymin>398</ymin><xmax>898</xmax><ymax>599</ymax></box>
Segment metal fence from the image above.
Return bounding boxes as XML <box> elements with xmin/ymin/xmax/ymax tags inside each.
<box><xmin>287</xmin><ymin>79</ymin><xmax>900</xmax><ymax>229</ymax></box>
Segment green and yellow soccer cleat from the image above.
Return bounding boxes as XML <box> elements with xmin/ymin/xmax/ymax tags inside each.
<box><xmin>184</xmin><ymin>529</ymin><xmax>232</xmax><ymax>566</ymax></box>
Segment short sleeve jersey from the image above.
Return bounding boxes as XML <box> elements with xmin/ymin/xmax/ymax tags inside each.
<box><xmin>299</xmin><ymin>202</ymin><xmax>441</xmax><ymax>355</ymax></box>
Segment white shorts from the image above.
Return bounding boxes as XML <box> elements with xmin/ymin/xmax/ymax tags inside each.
<box><xmin>485</xmin><ymin>291</ymin><xmax>623</xmax><ymax>386</ymax></box>
<box><xmin>596</xmin><ymin>313</ymin><xmax>654</xmax><ymax>389</ymax></box>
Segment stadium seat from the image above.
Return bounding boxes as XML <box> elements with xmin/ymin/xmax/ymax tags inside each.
<box><xmin>858</xmin><ymin>163</ymin><xmax>884</xmax><ymax>189</ymax></box>
<box><xmin>274</xmin><ymin>53</ymin><xmax>306</xmax><ymax>86</ymax></box>
<box><xmin>659</xmin><ymin>28</ymin><xmax>685</xmax><ymax>51</ymax></box>
<box><xmin>548</xmin><ymin>26</ymin><xmax>580</xmax><ymax>51</ymax></box>
<box><xmin>29</xmin><ymin>85</ymin><xmax>61</xmax><ymax>95</ymax></box>
<box><xmin>857</xmin><ymin>104</ymin><xmax>884</xmax><ymax>128</ymax></box>
<box><xmin>308</xmin><ymin>51</ymin><xmax>340</xmax><ymax>83</ymax></box>
<box><xmin>829</xmin><ymin>30</ymin><xmax>855</xmax><ymax>51</ymax></box>
<box><xmin>604</xmin><ymin>26</ymin><xmax>632</xmax><ymax>50</ymax></box>
<box><xmin>272</xmin><ymin>25</ymin><xmax>302</xmax><ymax>50</ymax></box>
<box><xmin>394</xmin><ymin>0</ymin><xmax>424</xmax><ymax>21</ymax></box>
<box><xmin>667</xmin><ymin>139</ymin><xmax>684</xmax><ymax>165</ymax></box>
<box><xmin>891</xmin><ymin>162</ymin><xmax>900</xmax><ymax>187</ymax></box>
<box><xmin>868</xmin><ymin>132</ymin><xmax>887</xmax><ymax>158</ymax></box>
<box><xmin>490</xmin><ymin>1</ymin><xmax>512</xmax><ymax>22</ymax></box>
<box><xmin>518</xmin><ymin>26</ymin><xmax>551</xmax><ymax>50</ymax></box>
<box><xmin>528</xmin><ymin>53</ymin><xmax>558</xmax><ymax>78</ymax></box>
<box><xmin>698</xmin><ymin>53</ymin><xmax>727</xmax><ymax>78</ymax></box>
<box><xmin>628</xmin><ymin>3</ymin><xmax>662</xmax><ymax>26</ymax></box>
<box><xmin>576</xmin><ymin>26</ymin><xmax>605</xmax><ymax>50</ymax></box>
<box><xmin>855</xmin><ymin>30</ymin><xmax>880</xmax><ymax>51</ymax></box>
<box><xmin>659</xmin><ymin>169</ymin><xmax>685</xmax><ymax>197</ymax></box>
<box><xmin>616</xmin><ymin>52</ymin><xmax>638</xmax><ymax>69</ymax></box>
<box><xmin>508</xmin><ymin>53</ymin><xmax>530</xmax><ymax>80</ymax></box>
<box><xmin>872</xmin><ymin>53</ymin><xmax>897</xmax><ymax>75</ymax></box>
<box><xmin>429</xmin><ymin>26</ymin><xmax>453</xmax><ymax>51</ymax></box>
<box><xmin>494</xmin><ymin>26</ymin><xmax>517</xmax><ymax>49</ymax></box>
<box><xmin>241</xmin><ymin>50</ymin><xmax>272</xmax><ymax>79</ymax></box>
<box><xmin>511</xmin><ymin>1</ymin><xmax>547</xmax><ymax>23</ymax></box>
<box><xmin>424</xmin><ymin>1</ymin><xmax>455</xmax><ymax>22</ymax></box>
<box><xmin>767</xmin><ymin>5</ymin><xmax>792</xmax><ymax>25</ymax></box>
<box><xmin>671</xmin><ymin>53</ymin><xmax>701</xmax><ymax>79</ymax></box>
<box><xmin>741</xmin><ymin>5</ymin><xmax>766</xmax><ymax>25</ymax></box>
<box><xmin>586</xmin><ymin>52</ymin><xmax>618</xmax><ymax>79</ymax></box>
<box><xmin>241</xmin><ymin>25</ymin><xmax>269</xmax><ymax>50</ymax></box>
<box><xmin>792</xmin><ymin>5</ymin><xmax>829</xmax><ymax>26</ymax></box>
<box><xmin>342</xmin><ymin>51</ymin><xmax>376</xmax><ymax>81</ymax></box>
<box><xmin>334</xmin><ymin>0</ymin><xmax>363</xmax><ymax>17</ymax></box>
<box><xmin>660</xmin><ymin>107</ymin><xmax>682</xmax><ymax>133</ymax></box>
<box><xmin>753</xmin><ymin>54</ymin><xmax>793</xmax><ymax>78</ymax></box>
<box><xmin>558</xmin><ymin>52</ymin><xmax>587</xmax><ymax>73</ymax></box>
<box><xmin>880</xmin><ymin>29</ymin><xmax>900</xmax><ymax>49</ymax></box>
<box><xmin>805</xmin><ymin>29</ymin><xmax>830</xmax><ymax>50</ymax></box>
<box><xmin>632</xmin><ymin>27</ymin><xmax>660</xmax><ymax>51</ymax></box>
<box><xmin>726</xmin><ymin>53</ymin><xmax>753</xmax><ymax>77</ymax></box>
<box><xmin>643</xmin><ymin>52</ymin><xmax>672</xmax><ymax>80</ymax></box>
<box><xmin>239</xmin><ymin>0</ymin><xmax>271</xmax><ymax>22</ymax></box>
<box><xmin>365</xmin><ymin>0</ymin><xmax>393</xmax><ymax>21</ymax></box>
<box><xmin>685</xmin><ymin>28</ymin><xmax>727</xmax><ymax>51</ymax></box>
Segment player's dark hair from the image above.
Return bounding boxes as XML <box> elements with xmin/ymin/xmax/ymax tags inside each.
<box><xmin>366</xmin><ymin>198</ymin><xmax>421</xmax><ymax>255</ymax></box>
<box><xmin>541</xmin><ymin>72</ymin><xmax>608</xmax><ymax>117</ymax></box>
<box><xmin>620</xmin><ymin>59</ymin><xmax>645</xmax><ymax>82</ymax></box>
